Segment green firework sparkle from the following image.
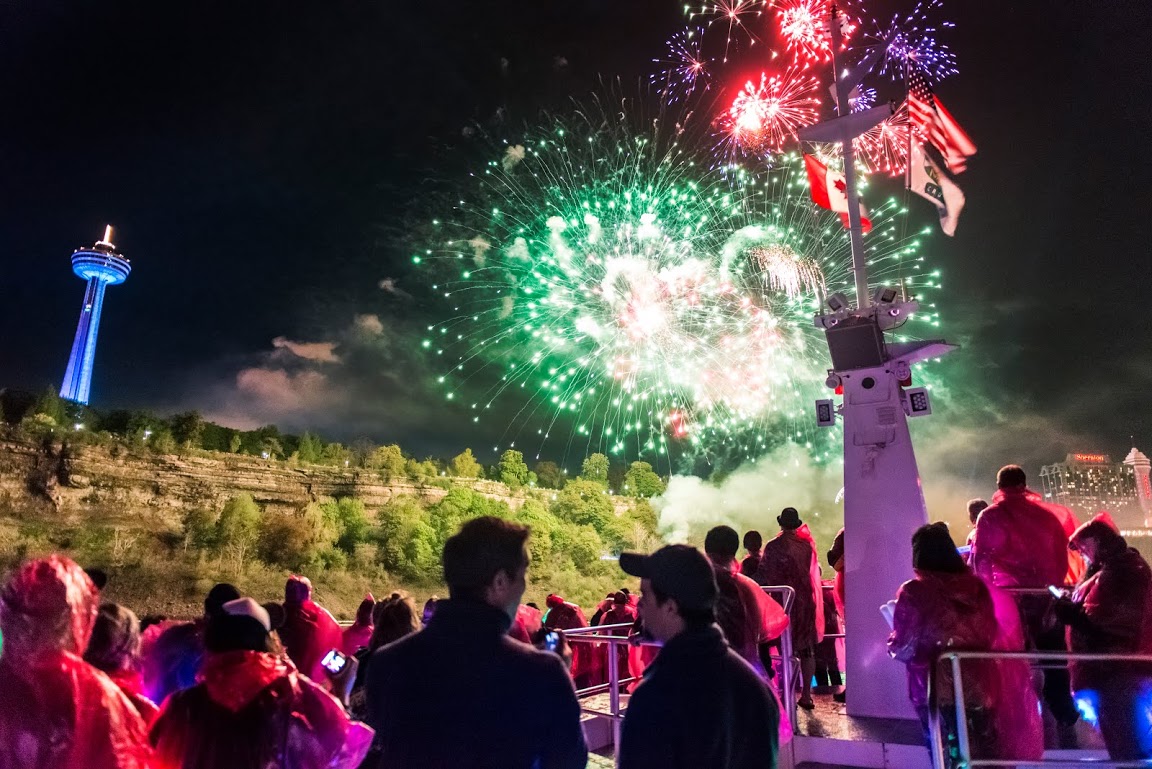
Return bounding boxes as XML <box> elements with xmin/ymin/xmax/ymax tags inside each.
<box><xmin>416</xmin><ymin>107</ymin><xmax>941</xmax><ymax>464</ymax></box>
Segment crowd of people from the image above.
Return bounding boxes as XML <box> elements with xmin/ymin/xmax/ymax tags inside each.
<box><xmin>0</xmin><ymin>463</ymin><xmax>1149</xmax><ymax>768</ymax></box>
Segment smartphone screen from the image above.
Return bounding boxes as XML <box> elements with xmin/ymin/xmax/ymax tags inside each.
<box><xmin>542</xmin><ymin>631</ymin><xmax>560</xmax><ymax>653</ymax></box>
<box><xmin>320</xmin><ymin>648</ymin><xmax>347</xmax><ymax>674</ymax></box>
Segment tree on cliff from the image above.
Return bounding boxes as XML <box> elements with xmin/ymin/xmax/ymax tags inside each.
<box><xmin>216</xmin><ymin>493</ymin><xmax>262</xmax><ymax>568</ymax></box>
<box><xmin>449</xmin><ymin>448</ymin><xmax>484</xmax><ymax>479</ymax></box>
<box><xmin>32</xmin><ymin>386</ymin><xmax>65</xmax><ymax>426</ymax></box>
<box><xmin>580</xmin><ymin>453</ymin><xmax>609</xmax><ymax>487</ymax></box>
<box><xmin>169</xmin><ymin>411</ymin><xmax>205</xmax><ymax>449</ymax></box>
<box><xmin>297</xmin><ymin>432</ymin><xmax>323</xmax><ymax>464</ymax></box>
<box><xmin>497</xmin><ymin>450</ymin><xmax>532</xmax><ymax>490</ymax></box>
<box><xmin>367</xmin><ymin>444</ymin><xmax>406</xmax><ymax>478</ymax></box>
<box><xmin>181</xmin><ymin>507</ymin><xmax>217</xmax><ymax>554</ymax></box>
<box><xmin>623</xmin><ymin>461</ymin><xmax>665</xmax><ymax>498</ymax></box>
<box><xmin>533</xmin><ymin>461</ymin><xmax>565</xmax><ymax>490</ymax></box>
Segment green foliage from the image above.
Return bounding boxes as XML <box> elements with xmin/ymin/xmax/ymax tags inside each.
<box><xmin>215</xmin><ymin>493</ymin><xmax>262</xmax><ymax>567</ymax></box>
<box><xmin>181</xmin><ymin>507</ymin><xmax>218</xmax><ymax>552</ymax></box>
<box><xmin>257</xmin><ymin>512</ymin><xmax>317</xmax><ymax>569</ymax></box>
<box><xmin>623</xmin><ymin>461</ymin><xmax>665</xmax><ymax>498</ymax></box>
<box><xmin>580</xmin><ymin>453</ymin><xmax>609</xmax><ymax>486</ymax></box>
<box><xmin>33</xmin><ymin>386</ymin><xmax>65</xmax><ymax>425</ymax></box>
<box><xmin>497</xmin><ymin>449</ymin><xmax>530</xmax><ymax>489</ymax></box>
<box><xmin>228</xmin><ymin>434</ymin><xmax>243</xmax><ymax>453</ymax></box>
<box><xmin>297</xmin><ymin>432</ymin><xmax>323</xmax><ymax>464</ymax></box>
<box><xmin>169</xmin><ymin>411</ymin><xmax>205</xmax><ymax>448</ymax></box>
<box><xmin>321</xmin><ymin>498</ymin><xmax>372</xmax><ymax>555</ymax></box>
<box><xmin>321</xmin><ymin>442</ymin><xmax>350</xmax><ymax>466</ymax></box>
<box><xmin>533</xmin><ymin>461</ymin><xmax>565</xmax><ymax>489</ymax></box>
<box><xmin>149</xmin><ymin>428</ymin><xmax>177</xmax><ymax>455</ymax></box>
<box><xmin>367</xmin><ymin>444</ymin><xmax>406</xmax><ymax>477</ymax></box>
<box><xmin>449</xmin><ymin>448</ymin><xmax>484</xmax><ymax>478</ymax></box>
<box><xmin>405</xmin><ymin>457</ymin><xmax>439</xmax><ymax>483</ymax></box>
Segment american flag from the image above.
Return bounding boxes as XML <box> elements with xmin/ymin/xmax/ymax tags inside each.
<box><xmin>907</xmin><ymin>66</ymin><xmax>976</xmax><ymax>174</ymax></box>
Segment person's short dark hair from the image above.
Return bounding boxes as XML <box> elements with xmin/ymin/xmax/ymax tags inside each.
<box><xmin>525</xmin><ymin>602</ymin><xmax>539</xmax><ymax>611</ymax></box>
<box><xmin>996</xmin><ymin>465</ymin><xmax>1027</xmax><ymax>489</ymax></box>
<box><xmin>743</xmin><ymin>530</ymin><xmax>763</xmax><ymax>552</ymax></box>
<box><xmin>84</xmin><ymin>603</ymin><xmax>140</xmax><ymax>673</ymax></box>
<box><xmin>261</xmin><ymin>602</ymin><xmax>286</xmax><ymax>631</ymax></box>
<box><xmin>84</xmin><ymin>568</ymin><xmax>108</xmax><ymax>591</ymax></box>
<box><xmin>967</xmin><ymin>498</ymin><xmax>989</xmax><ymax>523</ymax></box>
<box><xmin>442</xmin><ymin>516</ymin><xmax>530</xmax><ymax>601</ymax></box>
<box><xmin>778</xmin><ymin>507</ymin><xmax>802</xmax><ymax>530</ymax></box>
<box><xmin>704</xmin><ymin>525</ymin><xmax>740</xmax><ymax>562</ymax></box>
<box><xmin>912</xmin><ymin>522</ymin><xmax>966</xmax><ymax>574</ymax></box>
<box><xmin>204</xmin><ymin>583</ymin><xmax>241</xmax><ymax>619</ymax></box>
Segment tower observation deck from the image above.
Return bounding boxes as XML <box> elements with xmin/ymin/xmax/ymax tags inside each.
<box><xmin>59</xmin><ymin>225</ymin><xmax>132</xmax><ymax>405</ymax></box>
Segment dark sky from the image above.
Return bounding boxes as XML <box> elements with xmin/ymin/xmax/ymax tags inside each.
<box><xmin>1</xmin><ymin>1</ymin><xmax>1149</xmax><ymax>475</ymax></box>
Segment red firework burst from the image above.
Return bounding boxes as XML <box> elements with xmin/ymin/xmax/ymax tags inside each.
<box><xmin>720</xmin><ymin>69</ymin><xmax>820</xmax><ymax>157</ymax></box>
<box><xmin>778</xmin><ymin>0</ymin><xmax>856</xmax><ymax>64</ymax></box>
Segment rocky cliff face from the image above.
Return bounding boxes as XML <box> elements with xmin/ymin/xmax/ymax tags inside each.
<box><xmin>0</xmin><ymin>438</ymin><xmax>533</xmax><ymax>527</ymax></box>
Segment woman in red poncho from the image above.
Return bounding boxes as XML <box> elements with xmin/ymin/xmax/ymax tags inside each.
<box><xmin>0</xmin><ymin>555</ymin><xmax>152</xmax><ymax>769</ymax></box>
<box><xmin>279</xmin><ymin>575</ymin><xmax>344</xmax><ymax>682</ymax></box>
<box><xmin>84</xmin><ymin>602</ymin><xmax>160</xmax><ymax>726</ymax></box>
<box><xmin>341</xmin><ymin>594</ymin><xmax>375</xmax><ymax>656</ymax></box>
<box><xmin>888</xmin><ymin>523</ymin><xmax>1003</xmax><ymax>766</ymax></box>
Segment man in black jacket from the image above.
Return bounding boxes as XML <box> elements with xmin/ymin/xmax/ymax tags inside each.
<box><xmin>618</xmin><ymin>544</ymin><xmax>780</xmax><ymax>769</ymax></box>
<box><xmin>364</xmin><ymin>516</ymin><xmax>587</xmax><ymax>769</ymax></box>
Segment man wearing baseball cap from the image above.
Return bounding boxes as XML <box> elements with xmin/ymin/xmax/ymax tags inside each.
<box><xmin>618</xmin><ymin>544</ymin><xmax>780</xmax><ymax>769</ymax></box>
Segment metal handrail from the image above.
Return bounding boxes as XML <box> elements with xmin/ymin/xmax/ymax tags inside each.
<box><xmin>561</xmin><ymin>586</ymin><xmax>802</xmax><ymax>764</ymax></box>
<box><xmin>929</xmin><ymin>649</ymin><xmax>1152</xmax><ymax>769</ymax></box>
<box><xmin>760</xmin><ymin>585</ymin><xmax>799</xmax><ymax>731</ymax></box>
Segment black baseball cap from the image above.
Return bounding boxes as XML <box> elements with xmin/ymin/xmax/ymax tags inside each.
<box><xmin>619</xmin><ymin>544</ymin><xmax>718</xmax><ymax>612</ymax></box>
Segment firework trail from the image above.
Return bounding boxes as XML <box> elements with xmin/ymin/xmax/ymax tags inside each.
<box><xmin>416</xmin><ymin>104</ymin><xmax>939</xmax><ymax>461</ymax></box>
<box><xmin>687</xmin><ymin>0</ymin><xmax>767</xmax><ymax>63</ymax></box>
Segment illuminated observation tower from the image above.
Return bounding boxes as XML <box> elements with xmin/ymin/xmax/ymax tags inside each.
<box><xmin>59</xmin><ymin>226</ymin><xmax>131</xmax><ymax>405</ymax></box>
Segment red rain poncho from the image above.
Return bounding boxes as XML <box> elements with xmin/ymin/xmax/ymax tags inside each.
<box><xmin>544</xmin><ymin>595</ymin><xmax>601</xmax><ymax>686</ymax></box>
<box><xmin>887</xmin><ymin>569</ymin><xmax>1000</xmax><ymax>710</ymax></box>
<box><xmin>0</xmin><ymin>555</ymin><xmax>152</xmax><ymax>769</ymax></box>
<box><xmin>150</xmin><ymin>650</ymin><xmax>373</xmax><ymax>769</ymax></box>
<box><xmin>972</xmin><ymin>487</ymin><xmax>1069</xmax><ymax>589</ymax></box>
<box><xmin>340</xmin><ymin>595</ymin><xmax>375</xmax><ymax>656</ymax></box>
<box><xmin>754</xmin><ymin>525</ymin><xmax>824</xmax><ymax>649</ymax></box>
<box><xmin>279</xmin><ymin>577</ymin><xmax>344</xmax><ymax>683</ymax></box>
<box><xmin>508</xmin><ymin>603</ymin><xmax>544</xmax><ymax>644</ymax></box>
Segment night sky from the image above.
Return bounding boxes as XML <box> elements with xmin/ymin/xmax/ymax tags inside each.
<box><xmin>1</xmin><ymin>1</ymin><xmax>1149</xmax><ymax>481</ymax></box>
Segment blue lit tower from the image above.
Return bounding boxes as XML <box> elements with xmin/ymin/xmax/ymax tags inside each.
<box><xmin>59</xmin><ymin>225</ymin><xmax>131</xmax><ymax>404</ymax></box>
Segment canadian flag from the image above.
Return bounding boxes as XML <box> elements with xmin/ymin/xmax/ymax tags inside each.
<box><xmin>803</xmin><ymin>154</ymin><xmax>872</xmax><ymax>234</ymax></box>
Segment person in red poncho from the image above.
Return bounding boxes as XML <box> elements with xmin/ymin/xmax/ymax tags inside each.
<box><xmin>971</xmin><ymin>465</ymin><xmax>1081</xmax><ymax>735</ymax></box>
<box><xmin>753</xmin><ymin>507</ymin><xmax>824</xmax><ymax>710</ymax></box>
<box><xmin>888</xmin><ymin>523</ymin><xmax>1003</xmax><ymax>764</ymax></box>
<box><xmin>544</xmin><ymin>594</ymin><xmax>600</xmax><ymax>687</ymax></box>
<box><xmin>1055</xmin><ymin>514</ymin><xmax>1152</xmax><ymax>761</ymax></box>
<box><xmin>84</xmin><ymin>602</ymin><xmax>160</xmax><ymax>726</ymax></box>
<box><xmin>279</xmin><ymin>575</ymin><xmax>344</xmax><ymax>683</ymax></box>
<box><xmin>150</xmin><ymin>597</ymin><xmax>373</xmax><ymax>769</ymax></box>
<box><xmin>341</xmin><ymin>594</ymin><xmax>375</xmax><ymax>656</ymax></box>
<box><xmin>0</xmin><ymin>555</ymin><xmax>153</xmax><ymax>769</ymax></box>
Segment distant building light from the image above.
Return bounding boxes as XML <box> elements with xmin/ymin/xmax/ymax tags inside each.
<box><xmin>73</xmin><ymin>423</ymin><xmax>84</xmax><ymax>431</ymax></box>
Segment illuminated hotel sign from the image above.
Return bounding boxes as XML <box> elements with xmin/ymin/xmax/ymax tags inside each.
<box><xmin>1069</xmin><ymin>453</ymin><xmax>1110</xmax><ymax>464</ymax></box>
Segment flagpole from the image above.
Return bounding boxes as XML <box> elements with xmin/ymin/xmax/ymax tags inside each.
<box><xmin>829</xmin><ymin>6</ymin><xmax>870</xmax><ymax>309</ymax></box>
<box><xmin>904</xmin><ymin>56</ymin><xmax>913</xmax><ymax>191</ymax></box>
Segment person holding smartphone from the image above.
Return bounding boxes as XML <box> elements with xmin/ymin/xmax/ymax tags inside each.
<box><xmin>1055</xmin><ymin>514</ymin><xmax>1152</xmax><ymax>761</ymax></box>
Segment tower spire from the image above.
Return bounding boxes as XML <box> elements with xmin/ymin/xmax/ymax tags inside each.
<box><xmin>59</xmin><ymin>227</ymin><xmax>132</xmax><ymax>405</ymax></box>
